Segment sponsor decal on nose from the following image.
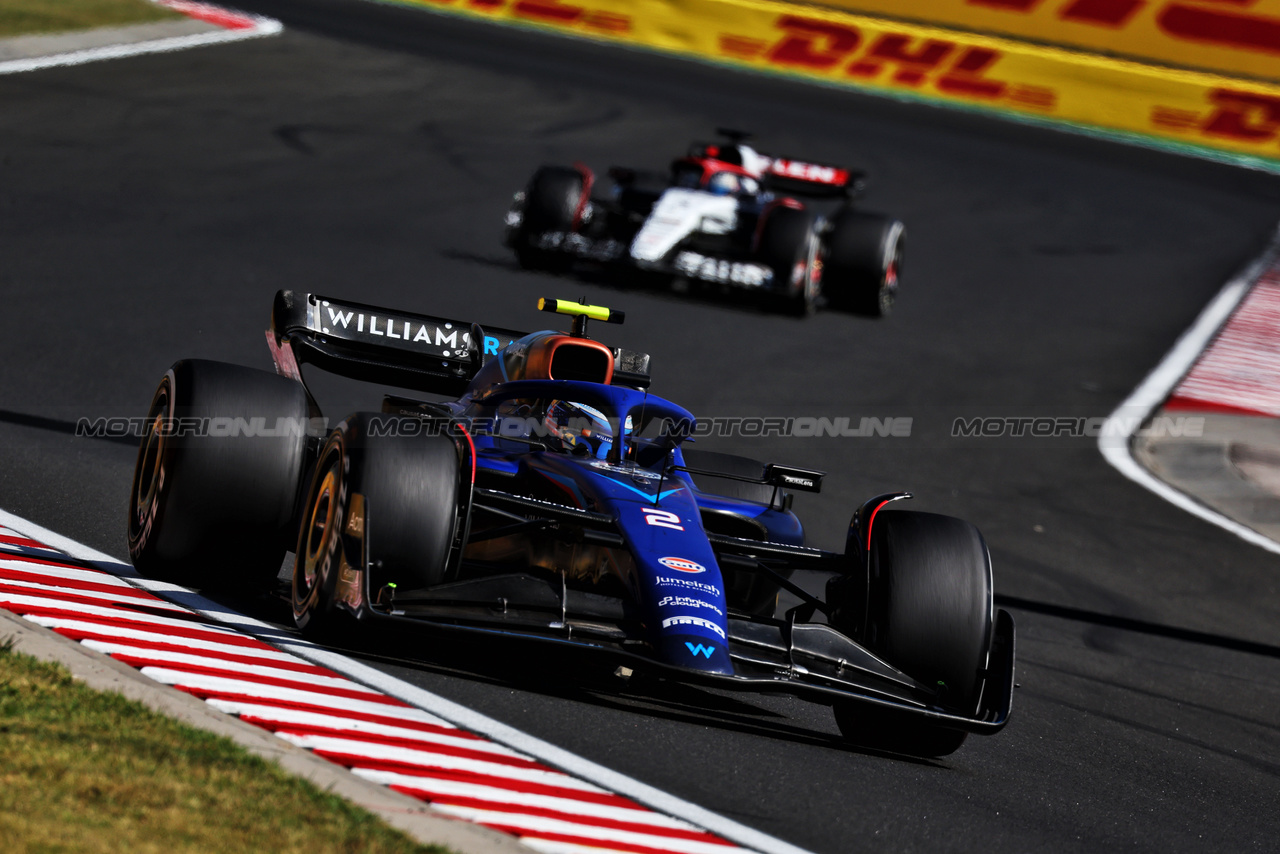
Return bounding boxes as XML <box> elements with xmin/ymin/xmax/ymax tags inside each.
<box><xmin>685</xmin><ymin>641</ymin><xmax>716</xmax><ymax>659</ymax></box>
<box><xmin>658</xmin><ymin>556</ymin><xmax>705</xmax><ymax>573</ymax></box>
<box><xmin>662</xmin><ymin>615</ymin><xmax>726</xmax><ymax>638</ymax></box>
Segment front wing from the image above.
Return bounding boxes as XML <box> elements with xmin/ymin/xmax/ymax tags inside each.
<box><xmin>328</xmin><ymin>485</ymin><xmax>1014</xmax><ymax>737</ymax></box>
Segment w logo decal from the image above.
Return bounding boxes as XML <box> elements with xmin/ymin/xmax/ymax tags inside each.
<box><xmin>685</xmin><ymin>642</ymin><xmax>715</xmax><ymax>659</ymax></box>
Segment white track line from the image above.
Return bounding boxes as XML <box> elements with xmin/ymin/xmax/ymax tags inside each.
<box><xmin>1098</xmin><ymin>224</ymin><xmax>1280</xmax><ymax>556</ymax></box>
<box><xmin>0</xmin><ymin>507</ymin><xmax>814</xmax><ymax>854</ymax></box>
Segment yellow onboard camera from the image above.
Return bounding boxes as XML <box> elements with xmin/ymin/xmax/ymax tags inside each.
<box><xmin>537</xmin><ymin>297</ymin><xmax>625</xmax><ymax>336</ymax></box>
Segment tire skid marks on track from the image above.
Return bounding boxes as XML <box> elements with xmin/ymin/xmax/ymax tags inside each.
<box><xmin>0</xmin><ymin>526</ymin><xmax>761</xmax><ymax>854</ymax></box>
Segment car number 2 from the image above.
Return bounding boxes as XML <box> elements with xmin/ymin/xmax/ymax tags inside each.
<box><xmin>642</xmin><ymin>508</ymin><xmax>684</xmax><ymax>531</ymax></box>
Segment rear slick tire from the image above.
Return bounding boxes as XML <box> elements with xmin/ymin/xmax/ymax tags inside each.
<box><xmin>756</xmin><ymin>206</ymin><xmax>818</xmax><ymax>316</ymax></box>
<box><xmin>515</xmin><ymin>166</ymin><xmax>584</xmax><ymax>273</ymax></box>
<box><xmin>126</xmin><ymin>359</ymin><xmax>311</xmax><ymax>592</ymax></box>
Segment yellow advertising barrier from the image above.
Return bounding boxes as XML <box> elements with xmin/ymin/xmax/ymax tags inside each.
<box><xmin>805</xmin><ymin>0</ymin><xmax>1280</xmax><ymax>84</ymax></box>
<box><xmin>389</xmin><ymin>0</ymin><xmax>1280</xmax><ymax>168</ymax></box>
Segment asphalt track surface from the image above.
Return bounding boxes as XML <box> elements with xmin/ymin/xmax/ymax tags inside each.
<box><xmin>3</xmin><ymin>2</ymin><xmax>1280</xmax><ymax>850</ymax></box>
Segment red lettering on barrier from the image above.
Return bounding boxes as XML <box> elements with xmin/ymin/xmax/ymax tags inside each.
<box><xmin>582</xmin><ymin>10</ymin><xmax>630</xmax><ymax>32</ymax></box>
<box><xmin>848</xmin><ymin>34</ymin><xmax>954</xmax><ymax>85</ymax></box>
<box><xmin>1008</xmin><ymin>85</ymin><xmax>1057</xmax><ymax>108</ymax></box>
<box><xmin>1150</xmin><ymin>105</ymin><xmax>1203</xmax><ymax>129</ymax></box>
<box><xmin>1159</xmin><ymin>3</ymin><xmax>1280</xmax><ymax>54</ymax></box>
<box><xmin>1201</xmin><ymin>89</ymin><xmax>1280</xmax><ymax>140</ymax></box>
<box><xmin>936</xmin><ymin>48</ymin><xmax>1008</xmax><ymax>98</ymax></box>
<box><xmin>767</xmin><ymin>16</ymin><xmax>861</xmax><ymax>70</ymax></box>
<box><xmin>514</xmin><ymin>0</ymin><xmax>584</xmax><ymax>23</ymax></box>
<box><xmin>1060</xmin><ymin>0</ymin><xmax>1146</xmax><ymax>25</ymax></box>
<box><xmin>969</xmin><ymin>0</ymin><xmax>1044</xmax><ymax>9</ymax></box>
<box><xmin>720</xmin><ymin>34</ymin><xmax>770</xmax><ymax>59</ymax></box>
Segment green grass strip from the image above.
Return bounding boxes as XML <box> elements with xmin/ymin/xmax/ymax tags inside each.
<box><xmin>0</xmin><ymin>638</ymin><xmax>451</xmax><ymax>854</ymax></box>
<box><xmin>0</xmin><ymin>0</ymin><xmax>182</xmax><ymax>39</ymax></box>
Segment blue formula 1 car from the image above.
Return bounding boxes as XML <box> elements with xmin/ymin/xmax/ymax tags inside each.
<box><xmin>126</xmin><ymin>292</ymin><xmax>1013</xmax><ymax>757</ymax></box>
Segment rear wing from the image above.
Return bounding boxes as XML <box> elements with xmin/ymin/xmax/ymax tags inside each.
<box><xmin>269</xmin><ymin>290</ymin><xmax>651</xmax><ymax>397</ymax></box>
<box><xmin>758</xmin><ymin>156</ymin><xmax>865</xmax><ymax>199</ymax></box>
<box><xmin>270</xmin><ymin>290</ymin><xmax>527</xmax><ymax>397</ymax></box>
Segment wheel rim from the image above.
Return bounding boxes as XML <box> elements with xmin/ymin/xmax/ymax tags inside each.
<box><xmin>879</xmin><ymin>253</ymin><xmax>901</xmax><ymax>314</ymax></box>
<box><xmin>134</xmin><ymin>411</ymin><xmax>166</xmax><ymax>520</ymax></box>
<box><xmin>129</xmin><ymin>378</ymin><xmax>171</xmax><ymax>547</ymax></box>
<box><xmin>803</xmin><ymin>240</ymin><xmax>820</xmax><ymax>307</ymax></box>
<box><xmin>300</xmin><ymin>464</ymin><xmax>339</xmax><ymax>598</ymax></box>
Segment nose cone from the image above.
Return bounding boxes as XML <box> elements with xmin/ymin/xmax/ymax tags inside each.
<box><xmin>610</xmin><ymin>492</ymin><xmax>735</xmax><ymax>677</ymax></box>
<box><xmin>578</xmin><ymin>458</ymin><xmax>737</xmax><ymax>677</ymax></box>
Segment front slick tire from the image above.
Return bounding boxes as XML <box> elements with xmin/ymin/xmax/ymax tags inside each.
<box><xmin>127</xmin><ymin>360</ymin><xmax>310</xmax><ymax>592</ymax></box>
<box><xmin>292</xmin><ymin>413</ymin><xmax>462</xmax><ymax>638</ymax></box>
<box><xmin>834</xmin><ymin>510</ymin><xmax>993</xmax><ymax>758</ymax></box>
<box><xmin>824</xmin><ymin>211</ymin><xmax>904</xmax><ymax>317</ymax></box>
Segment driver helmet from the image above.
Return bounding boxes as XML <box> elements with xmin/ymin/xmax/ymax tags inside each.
<box><xmin>707</xmin><ymin>172</ymin><xmax>740</xmax><ymax>196</ymax></box>
<box><xmin>543</xmin><ymin>400</ymin><xmax>632</xmax><ymax>459</ymax></box>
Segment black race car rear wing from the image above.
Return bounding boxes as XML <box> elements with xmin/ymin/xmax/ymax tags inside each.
<box><xmin>759</xmin><ymin>156</ymin><xmax>866</xmax><ymax>199</ymax></box>
<box><xmin>685</xmin><ymin>133</ymin><xmax>866</xmax><ymax>199</ymax></box>
<box><xmin>269</xmin><ymin>290</ymin><xmax>652</xmax><ymax>397</ymax></box>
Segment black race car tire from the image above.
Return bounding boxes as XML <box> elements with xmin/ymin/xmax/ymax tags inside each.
<box><xmin>831</xmin><ymin>510</ymin><xmax>993</xmax><ymax>757</ymax></box>
<box><xmin>755</xmin><ymin>206</ymin><xmax>818</xmax><ymax>316</ymax></box>
<box><xmin>823</xmin><ymin>211</ymin><xmax>904</xmax><ymax>317</ymax></box>
<box><xmin>515</xmin><ymin>166</ymin><xmax>584</xmax><ymax>273</ymax></box>
<box><xmin>127</xmin><ymin>359</ymin><xmax>311</xmax><ymax>591</ymax></box>
<box><xmin>292</xmin><ymin>413</ymin><xmax>461</xmax><ymax>636</ymax></box>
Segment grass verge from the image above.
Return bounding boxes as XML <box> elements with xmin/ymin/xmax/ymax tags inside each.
<box><xmin>0</xmin><ymin>0</ymin><xmax>183</xmax><ymax>39</ymax></box>
<box><xmin>0</xmin><ymin>637</ymin><xmax>451</xmax><ymax>854</ymax></box>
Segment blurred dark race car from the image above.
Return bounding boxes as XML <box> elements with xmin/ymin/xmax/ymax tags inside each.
<box><xmin>126</xmin><ymin>294</ymin><xmax>1011</xmax><ymax>757</ymax></box>
<box><xmin>504</xmin><ymin>130</ymin><xmax>905</xmax><ymax>316</ymax></box>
